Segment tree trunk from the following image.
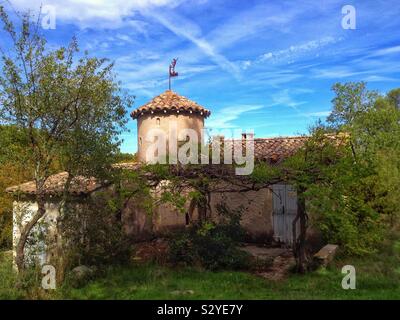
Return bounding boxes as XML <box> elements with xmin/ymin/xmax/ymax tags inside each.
<box><xmin>15</xmin><ymin>194</ymin><xmax>47</xmax><ymax>272</ymax></box>
<box><xmin>292</xmin><ymin>188</ymin><xmax>309</xmax><ymax>273</ymax></box>
<box><xmin>54</xmin><ymin>173</ymin><xmax>73</xmax><ymax>281</ymax></box>
<box><xmin>198</xmin><ymin>203</ymin><xmax>207</xmax><ymax>222</ymax></box>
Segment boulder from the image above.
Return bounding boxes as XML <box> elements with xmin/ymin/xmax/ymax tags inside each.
<box><xmin>69</xmin><ymin>265</ymin><xmax>94</xmax><ymax>287</ymax></box>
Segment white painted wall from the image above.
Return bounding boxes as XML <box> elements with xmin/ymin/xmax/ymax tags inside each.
<box><xmin>12</xmin><ymin>200</ymin><xmax>61</xmax><ymax>268</ymax></box>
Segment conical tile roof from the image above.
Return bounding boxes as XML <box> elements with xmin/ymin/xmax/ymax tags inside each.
<box><xmin>131</xmin><ymin>90</ymin><xmax>211</xmax><ymax>119</ymax></box>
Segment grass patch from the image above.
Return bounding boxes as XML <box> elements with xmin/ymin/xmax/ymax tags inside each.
<box><xmin>58</xmin><ymin>259</ymin><xmax>399</xmax><ymax>300</ymax></box>
<box><xmin>0</xmin><ymin>251</ymin><xmax>24</xmax><ymax>299</ymax></box>
<box><xmin>1</xmin><ymin>234</ymin><xmax>400</xmax><ymax>299</ymax></box>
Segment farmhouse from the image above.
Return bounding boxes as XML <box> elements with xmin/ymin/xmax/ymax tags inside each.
<box><xmin>7</xmin><ymin>90</ymin><xmax>308</xmax><ymax>265</ymax></box>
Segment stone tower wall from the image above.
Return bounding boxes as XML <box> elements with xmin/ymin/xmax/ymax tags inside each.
<box><xmin>137</xmin><ymin>112</ymin><xmax>205</xmax><ymax>162</ymax></box>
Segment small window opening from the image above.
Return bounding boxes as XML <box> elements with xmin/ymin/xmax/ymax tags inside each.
<box><xmin>185</xmin><ymin>212</ymin><xmax>190</xmax><ymax>225</ymax></box>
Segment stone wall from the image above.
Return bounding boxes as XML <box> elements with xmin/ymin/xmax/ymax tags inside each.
<box><xmin>12</xmin><ymin>182</ymin><xmax>278</xmax><ymax>266</ymax></box>
<box><xmin>209</xmin><ymin>187</ymin><xmax>274</xmax><ymax>242</ymax></box>
<box><xmin>137</xmin><ymin>112</ymin><xmax>205</xmax><ymax>162</ymax></box>
<box><xmin>12</xmin><ymin>200</ymin><xmax>61</xmax><ymax>267</ymax></box>
<box><xmin>121</xmin><ymin>182</ymin><xmax>274</xmax><ymax>243</ymax></box>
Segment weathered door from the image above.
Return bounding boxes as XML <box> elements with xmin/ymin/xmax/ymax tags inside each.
<box><xmin>272</xmin><ymin>184</ymin><xmax>299</xmax><ymax>245</ymax></box>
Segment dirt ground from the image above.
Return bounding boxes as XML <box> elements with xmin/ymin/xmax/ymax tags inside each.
<box><xmin>239</xmin><ymin>244</ymin><xmax>295</xmax><ymax>280</ymax></box>
<box><xmin>133</xmin><ymin>239</ymin><xmax>295</xmax><ymax>281</ymax></box>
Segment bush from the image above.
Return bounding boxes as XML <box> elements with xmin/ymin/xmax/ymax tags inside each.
<box><xmin>0</xmin><ymin>211</ymin><xmax>12</xmax><ymax>250</ymax></box>
<box><xmin>169</xmin><ymin>204</ymin><xmax>251</xmax><ymax>270</ymax></box>
<box><xmin>60</xmin><ymin>194</ymin><xmax>132</xmax><ymax>271</ymax></box>
<box><xmin>0</xmin><ymin>252</ymin><xmax>55</xmax><ymax>299</ymax></box>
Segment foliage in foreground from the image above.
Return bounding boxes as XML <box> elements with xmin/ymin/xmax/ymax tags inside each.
<box><xmin>0</xmin><ymin>6</ymin><xmax>131</xmax><ymax>270</ymax></box>
<box><xmin>282</xmin><ymin>83</ymin><xmax>400</xmax><ymax>256</ymax></box>
<box><xmin>0</xmin><ymin>125</ymin><xmax>33</xmax><ymax>250</ymax></box>
<box><xmin>60</xmin><ymin>194</ymin><xmax>133</xmax><ymax>272</ymax></box>
<box><xmin>168</xmin><ymin>204</ymin><xmax>250</xmax><ymax>271</ymax></box>
<box><xmin>1</xmin><ymin>230</ymin><xmax>400</xmax><ymax>299</ymax></box>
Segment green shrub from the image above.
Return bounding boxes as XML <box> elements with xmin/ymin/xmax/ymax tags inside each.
<box><xmin>169</xmin><ymin>204</ymin><xmax>250</xmax><ymax>271</ymax></box>
<box><xmin>0</xmin><ymin>253</ymin><xmax>55</xmax><ymax>299</ymax></box>
<box><xmin>168</xmin><ymin>231</ymin><xmax>196</xmax><ymax>266</ymax></box>
<box><xmin>60</xmin><ymin>195</ymin><xmax>132</xmax><ymax>270</ymax></box>
<box><xmin>0</xmin><ymin>211</ymin><xmax>12</xmax><ymax>250</ymax></box>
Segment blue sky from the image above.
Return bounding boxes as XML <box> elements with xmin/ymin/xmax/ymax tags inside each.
<box><xmin>4</xmin><ymin>0</ymin><xmax>400</xmax><ymax>153</ymax></box>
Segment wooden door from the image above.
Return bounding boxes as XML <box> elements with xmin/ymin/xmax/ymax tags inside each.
<box><xmin>272</xmin><ymin>184</ymin><xmax>299</xmax><ymax>245</ymax></box>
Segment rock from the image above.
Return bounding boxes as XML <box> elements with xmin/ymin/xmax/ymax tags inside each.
<box><xmin>313</xmin><ymin>244</ymin><xmax>339</xmax><ymax>267</ymax></box>
<box><xmin>69</xmin><ymin>265</ymin><xmax>94</xmax><ymax>287</ymax></box>
<box><xmin>170</xmin><ymin>290</ymin><xmax>194</xmax><ymax>296</ymax></box>
<box><xmin>239</xmin><ymin>245</ymin><xmax>292</xmax><ymax>273</ymax></box>
<box><xmin>72</xmin><ymin>265</ymin><xmax>92</xmax><ymax>277</ymax></box>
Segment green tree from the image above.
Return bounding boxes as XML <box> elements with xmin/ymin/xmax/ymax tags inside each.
<box><xmin>0</xmin><ymin>125</ymin><xmax>32</xmax><ymax>249</ymax></box>
<box><xmin>0</xmin><ymin>7</ymin><xmax>131</xmax><ymax>271</ymax></box>
<box><xmin>328</xmin><ymin>82</ymin><xmax>379</xmax><ymax>127</ymax></box>
<box><xmin>299</xmin><ymin>83</ymin><xmax>400</xmax><ymax>255</ymax></box>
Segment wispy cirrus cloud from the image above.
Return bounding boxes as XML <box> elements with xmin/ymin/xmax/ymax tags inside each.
<box><xmin>267</xmin><ymin>89</ymin><xmax>314</xmax><ymax>120</ymax></box>
<box><xmin>205</xmin><ymin>2</ymin><xmax>301</xmax><ymax>50</ymax></box>
<box><xmin>9</xmin><ymin>0</ymin><xmax>183</xmax><ymax>28</ymax></box>
<box><xmin>306</xmin><ymin>111</ymin><xmax>331</xmax><ymax>117</ymax></box>
<box><xmin>144</xmin><ymin>10</ymin><xmax>241</xmax><ymax>79</ymax></box>
<box><xmin>206</xmin><ymin>104</ymin><xmax>265</xmax><ymax>129</ymax></box>
<box><xmin>310</xmin><ymin>63</ymin><xmax>400</xmax><ymax>82</ymax></box>
<box><xmin>240</xmin><ymin>36</ymin><xmax>342</xmax><ymax>70</ymax></box>
<box><xmin>367</xmin><ymin>45</ymin><xmax>400</xmax><ymax>57</ymax></box>
<box><xmin>259</xmin><ymin>36</ymin><xmax>341</xmax><ymax>62</ymax></box>
<box><xmin>4</xmin><ymin>0</ymin><xmax>400</xmax><ymax>155</ymax></box>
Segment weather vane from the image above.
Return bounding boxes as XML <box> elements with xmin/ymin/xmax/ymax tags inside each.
<box><xmin>169</xmin><ymin>58</ymin><xmax>179</xmax><ymax>90</ymax></box>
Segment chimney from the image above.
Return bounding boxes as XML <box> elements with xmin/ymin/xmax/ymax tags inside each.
<box><xmin>242</xmin><ymin>133</ymin><xmax>254</xmax><ymax>140</ymax></box>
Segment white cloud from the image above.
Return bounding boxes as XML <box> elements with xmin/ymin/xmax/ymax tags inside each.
<box><xmin>261</xmin><ymin>52</ymin><xmax>273</xmax><ymax>60</ymax></box>
<box><xmin>311</xmin><ymin>66</ymin><xmax>363</xmax><ymax>79</ymax></box>
<box><xmin>269</xmin><ymin>89</ymin><xmax>311</xmax><ymax>119</ymax></box>
<box><xmin>240</xmin><ymin>60</ymin><xmax>252</xmax><ymax>70</ymax></box>
<box><xmin>258</xmin><ymin>36</ymin><xmax>340</xmax><ymax>64</ymax></box>
<box><xmin>114</xmin><ymin>53</ymin><xmax>217</xmax><ymax>96</ymax></box>
<box><xmin>206</xmin><ymin>2</ymin><xmax>302</xmax><ymax>51</ymax></box>
<box><xmin>369</xmin><ymin>45</ymin><xmax>400</xmax><ymax>57</ymax></box>
<box><xmin>362</xmin><ymin>75</ymin><xmax>398</xmax><ymax>82</ymax></box>
<box><xmin>207</xmin><ymin>105</ymin><xmax>265</xmax><ymax>129</ymax></box>
<box><xmin>307</xmin><ymin>111</ymin><xmax>331</xmax><ymax>117</ymax></box>
<box><xmin>8</xmin><ymin>0</ymin><xmax>182</xmax><ymax>28</ymax></box>
<box><xmin>311</xmin><ymin>65</ymin><xmax>399</xmax><ymax>81</ymax></box>
<box><xmin>144</xmin><ymin>10</ymin><xmax>241</xmax><ymax>79</ymax></box>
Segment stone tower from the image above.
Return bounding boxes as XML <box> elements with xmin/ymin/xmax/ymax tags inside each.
<box><xmin>131</xmin><ymin>90</ymin><xmax>211</xmax><ymax>162</ymax></box>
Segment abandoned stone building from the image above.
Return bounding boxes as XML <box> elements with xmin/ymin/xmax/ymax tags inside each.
<box><xmin>7</xmin><ymin>90</ymin><xmax>307</xmax><ymax>264</ymax></box>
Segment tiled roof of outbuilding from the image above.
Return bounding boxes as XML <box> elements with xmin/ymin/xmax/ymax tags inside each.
<box><xmin>5</xmin><ymin>172</ymin><xmax>103</xmax><ymax>196</ymax></box>
<box><xmin>4</xmin><ymin>136</ymin><xmax>310</xmax><ymax>196</ymax></box>
<box><xmin>131</xmin><ymin>90</ymin><xmax>211</xmax><ymax>119</ymax></box>
<box><xmin>253</xmin><ymin>136</ymin><xmax>308</xmax><ymax>163</ymax></box>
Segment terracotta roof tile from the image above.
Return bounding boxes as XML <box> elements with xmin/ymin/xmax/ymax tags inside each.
<box><xmin>131</xmin><ymin>90</ymin><xmax>211</xmax><ymax>119</ymax></box>
<box><xmin>227</xmin><ymin>136</ymin><xmax>307</xmax><ymax>164</ymax></box>
<box><xmin>253</xmin><ymin>136</ymin><xmax>307</xmax><ymax>163</ymax></box>
<box><xmin>6</xmin><ymin>172</ymin><xmax>103</xmax><ymax>196</ymax></box>
<box><xmin>6</xmin><ymin>136</ymin><xmax>333</xmax><ymax>196</ymax></box>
